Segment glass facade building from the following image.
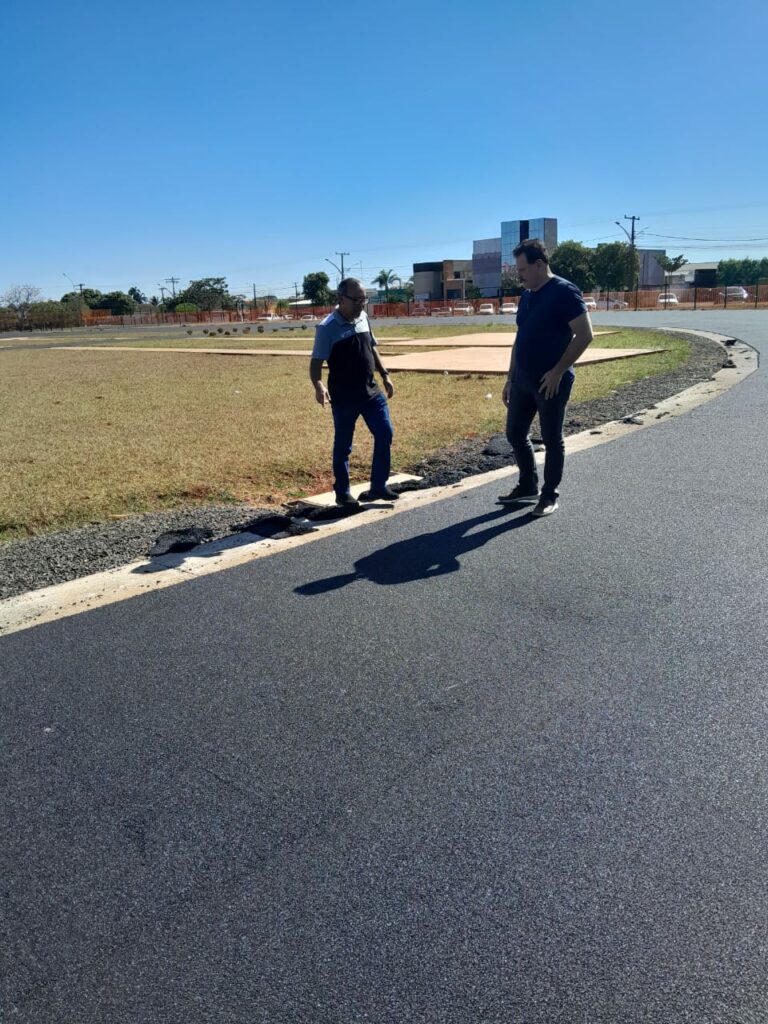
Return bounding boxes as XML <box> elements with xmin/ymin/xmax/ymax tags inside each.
<box><xmin>472</xmin><ymin>238</ymin><xmax>502</xmax><ymax>297</ymax></box>
<box><xmin>500</xmin><ymin>218</ymin><xmax>558</xmax><ymax>273</ymax></box>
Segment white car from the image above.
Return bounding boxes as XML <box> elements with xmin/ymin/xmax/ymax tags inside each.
<box><xmin>300</xmin><ymin>313</ymin><xmax>318</xmax><ymax>321</ymax></box>
<box><xmin>583</xmin><ymin>296</ymin><xmax>597</xmax><ymax>311</ymax></box>
<box><xmin>452</xmin><ymin>303</ymin><xmax>474</xmax><ymax>315</ymax></box>
<box><xmin>478</xmin><ymin>303</ymin><xmax>495</xmax><ymax>315</ymax></box>
<box><xmin>257</xmin><ymin>312</ymin><xmax>282</xmax><ymax>321</ymax></box>
<box><xmin>604</xmin><ymin>298</ymin><xmax>629</xmax><ymax>309</ymax></box>
<box><xmin>657</xmin><ymin>293</ymin><xmax>679</xmax><ymax>305</ymax></box>
<box><xmin>432</xmin><ymin>307</ymin><xmax>453</xmax><ymax>317</ymax></box>
<box><xmin>500</xmin><ymin>303</ymin><xmax>518</xmax><ymax>315</ymax></box>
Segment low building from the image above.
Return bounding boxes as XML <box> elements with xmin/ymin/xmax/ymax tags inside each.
<box><xmin>412</xmin><ymin>260</ymin><xmax>474</xmax><ymax>302</ymax></box>
<box><xmin>413</xmin><ymin>262</ymin><xmax>443</xmax><ymax>302</ymax></box>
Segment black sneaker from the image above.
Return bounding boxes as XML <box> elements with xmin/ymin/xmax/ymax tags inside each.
<box><xmin>498</xmin><ymin>483</ymin><xmax>540</xmax><ymax>504</ymax></box>
<box><xmin>362</xmin><ymin>486</ymin><xmax>400</xmax><ymax>501</ymax></box>
<box><xmin>531</xmin><ymin>495</ymin><xmax>558</xmax><ymax>517</ymax></box>
<box><xmin>335</xmin><ymin>493</ymin><xmax>361</xmax><ymax>509</ymax></box>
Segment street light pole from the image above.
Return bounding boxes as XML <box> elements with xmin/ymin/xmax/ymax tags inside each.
<box><xmin>325</xmin><ymin>257</ymin><xmax>343</xmax><ymax>285</ymax></box>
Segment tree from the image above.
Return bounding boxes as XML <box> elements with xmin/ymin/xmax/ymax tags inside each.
<box><xmin>402</xmin><ymin>277</ymin><xmax>414</xmax><ymax>300</ymax></box>
<box><xmin>372</xmin><ymin>269</ymin><xmax>400</xmax><ymax>304</ymax></box>
<box><xmin>128</xmin><ymin>286</ymin><xmax>147</xmax><ymax>304</ymax></box>
<box><xmin>92</xmin><ymin>291</ymin><xmax>136</xmax><ymax>315</ymax></box>
<box><xmin>1</xmin><ymin>284</ymin><xmax>42</xmax><ymax>328</ymax></box>
<box><xmin>465</xmin><ymin>284</ymin><xmax>483</xmax><ymax>302</ymax></box>
<box><xmin>655</xmin><ymin>254</ymin><xmax>688</xmax><ymax>297</ymax></box>
<box><xmin>172</xmin><ymin>278</ymin><xmax>236</xmax><ymax>312</ymax></box>
<box><xmin>174</xmin><ymin>302</ymin><xmax>199</xmax><ymax>313</ymax></box>
<box><xmin>500</xmin><ymin>268</ymin><xmax>522</xmax><ymax>296</ymax></box>
<box><xmin>303</xmin><ymin>271</ymin><xmax>332</xmax><ymax>306</ymax></box>
<box><xmin>550</xmin><ymin>241</ymin><xmax>596</xmax><ymax>293</ymax></box>
<box><xmin>61</xmin><ymin>287</ymin><xmax>103</xmax><ymax>307</ymax></box>
<box><xmin>149</xmin><ymin>295</ymin><xmax>159</xmax><ymax>306</ymax></box>
<box><xmin>26</xmin><ymin>301</ymin><xmax>81</xmax><ymax>330</ymax></box>
<box><xmin>656</xmin><ymin>254</ymin><xmax>688</xmax><ymax>277</ymax></box>
<box><xmin>592</xmin><ymin>242</ymin><xmax>639</xmax><ymax>292</ymax></box>
<box><xmin>718</xmin><ymin>258</ymin><xmax>768</xmax><ymax>285</ymax></box>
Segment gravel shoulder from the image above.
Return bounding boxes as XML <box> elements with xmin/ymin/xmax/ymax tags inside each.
<box><xmin>0</xmin><ymin>330</ymin><xmax>727</xmax><ymax>601</ymax></box>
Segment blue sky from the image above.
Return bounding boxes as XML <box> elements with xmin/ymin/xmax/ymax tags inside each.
<box><xmin>3</xmin><ymin>0</ymin><xmax>767</xmax><ymax>301</ymax></box>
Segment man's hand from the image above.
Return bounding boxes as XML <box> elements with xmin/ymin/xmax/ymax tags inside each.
<box><xmin>539</xmin><ymin>367</ymin><xmax>563</xmax><ymax>400</ymax></box>
<box><xmin>502</xmin><ymin>379</ymin><xmax>511</xmax><ymax>407</ymax></box>
<box><xmin>314</xmin><ymin>381</ymin><xmax>330</xmax><ymax>408</ymax></box>
<box><xmin>383</xmin><ymin>375</ymin><xmax>395</xmax><ymax>399</ymax></box>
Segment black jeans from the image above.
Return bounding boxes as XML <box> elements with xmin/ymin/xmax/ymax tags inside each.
<box><xmin>505</xmin><ymin>373</ymin><xmax>574</xmax><ymax>499</ymax></box>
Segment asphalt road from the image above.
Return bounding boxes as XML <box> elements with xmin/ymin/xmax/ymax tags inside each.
<box><xmin>2</xmin><ymin>311</ymin><xmax>767</xmax><ymax>1022</ymax></box>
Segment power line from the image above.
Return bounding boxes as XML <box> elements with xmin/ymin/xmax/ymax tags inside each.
<box><xmin>643</xmin><ymin>232</ymin><xmax>768</xmax><ymax>242</ymax></box>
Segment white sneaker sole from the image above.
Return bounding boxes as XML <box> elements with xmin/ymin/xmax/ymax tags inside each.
<box><xmin>531</xmin><ymin>501</ymin><xmax>558</xmax><ymax>517</ymax></box>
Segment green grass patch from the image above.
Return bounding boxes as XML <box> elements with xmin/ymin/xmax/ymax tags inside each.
<box><xmin>0</xmin><ymin>329</ymin><xmax>687</xmax><ymax>541</ymax></box>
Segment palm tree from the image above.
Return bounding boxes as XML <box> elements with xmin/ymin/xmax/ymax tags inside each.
<box><xmin>371</xmin><ymin>269</ymin><xmax>401</xmax><ymax>305</ymax></box>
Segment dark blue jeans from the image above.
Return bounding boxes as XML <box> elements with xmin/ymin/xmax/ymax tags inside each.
<box><xmin>331</xmin><ymin>391</ymin><xmax>394</xmax><ymax>497</ymax></box>
<box><xmin>505</xmin><ymin>373</ymin><xmax>574</xmax><ymax>499</ymax></box>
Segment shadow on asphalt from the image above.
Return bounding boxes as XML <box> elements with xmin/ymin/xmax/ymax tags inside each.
<box><xmin>295</xmin><ymin>505</ymin><xmax>536</xmax><ymax>594</ymax></box>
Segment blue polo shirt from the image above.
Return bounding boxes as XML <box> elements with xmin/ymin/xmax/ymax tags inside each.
<box><xmin>311</xmin><ymin>309</ymin><xmax>381</xmax><ymax>403</ymax></box>
<box><xmin>513</xmin><ymin>276</ymin><xmax>586</xmax><ymax>389</ymax></box>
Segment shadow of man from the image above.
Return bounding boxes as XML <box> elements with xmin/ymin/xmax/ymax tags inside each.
<box><xmin>295</xmin><ymin>505</ymin><xmax>534</xmax><ymax>595</ymax></box>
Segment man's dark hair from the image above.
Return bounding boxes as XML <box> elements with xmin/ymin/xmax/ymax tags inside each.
<box><xmin>337</xmin><ymin>277</ymin><xmax>364</xmax><ymax>298</ymax></box>
<box><xmin>512</xmin><ymin>238</ymin><xmax>549</xmax><ymax>265</ymax></box>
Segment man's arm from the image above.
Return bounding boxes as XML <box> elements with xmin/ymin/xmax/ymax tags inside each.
<box><xmin>502</xmin><ymin>338</ymin><xmax>517</xmax><ymax>407</ymax></box>
<box><xmin>310</xmin><ymin>358</ymin><xmax>330</xmax><ymax>407</ymax></box>
<box><xmin>371</xmin><ymin>347</ymin><xmax>395</xmax><ymax>398</ymax></box>
<box><xmin>539</xmin><ymin>312</ymin><xmax>594</xmax><ymax>398</ymax></box>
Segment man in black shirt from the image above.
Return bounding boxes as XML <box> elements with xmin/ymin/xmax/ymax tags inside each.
<box><xmin>310</xmin><ymin>278</ymin><xmax>398</xmax><ymax>508</ymax></box>
<box><xmin>499</xmin><ymin>239</ymin><xmax>594</xmax><ymax>516</ymax></box>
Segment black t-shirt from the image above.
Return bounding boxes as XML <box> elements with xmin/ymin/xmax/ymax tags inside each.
<box><xmin>514</xmin><ymin>276</ymin><xmax>586</xmax><ymax>389</ymax></box>
<box><xmin>311</xmin><ymin>310</ymin><xmax>381</xmax><ymax>403</ymax></box>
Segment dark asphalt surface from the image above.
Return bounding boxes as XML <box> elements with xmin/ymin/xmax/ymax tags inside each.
<box><xmin>2</xmin><ymin>310</ymin><xmax>767</xmax><ymax>1022</ymax></box>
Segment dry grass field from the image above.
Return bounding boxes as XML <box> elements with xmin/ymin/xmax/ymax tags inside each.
<box><xmin>0</xmin><ymin>327</ymin><xmax>689</xmax><ymax>540</ymax></box>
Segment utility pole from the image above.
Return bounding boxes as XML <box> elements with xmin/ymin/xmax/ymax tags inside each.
<box><xmin>164</xmin><ymin>277</ymin><xmax>179</xmax><ymax>297</ymax></box>
<box><xmin>336</xmin><ymin>251</ymin><xmax>350</xmax><ymax>279</ymax></box>
<box><xmin>62</xmin><ymin>274</ymin><xmax>86</xmax><ymax>327</ymax></box>
<box><xmin>615</xmin><ymin>215</ymin><xmax>640</xmax><ymax>306</ymax></box>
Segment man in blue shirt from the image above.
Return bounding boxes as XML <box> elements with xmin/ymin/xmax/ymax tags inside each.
<box><xmin>499</xmin><ymin>239</ymin><xmax>594</xmax><ymax>516</ymax></box>
<box><xmin>310</xmin><ymin>278</ymin><xmax>398</xmax><ymax>508</ymax></box>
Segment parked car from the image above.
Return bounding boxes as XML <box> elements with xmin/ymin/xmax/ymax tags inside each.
<box><xmin>300</xmin><ymin>313</ymin><xmax>318</xmax><ymax>321</ymax></box>
<box><xmin>583</xmin><ymin>296</ymin><xmax>597</xmax><ymax>311</ymax></box>
<box><xmin>257</xmin><ymin>312</ymin><xmax>283</xmax><ymax>321</ymax></box>
<box><xmin>432</xmin><ymin>307</ymin><xmax>453</xmax><ymax>317</ymax></box>
<box><xmin>719</xmin><ymin>286</ymin><xmax>749</xmax><ymax>302</ymax></box>
<box><xmin>452</xmin><ymin>303</ymin><xmax>474</xmax><ymax>315</ymax></box>
<box><xmin>411</xmin><ymin>305</ymin><xmax>429</xmax><ymax>316</ymax></box>
<box><xmin>500</xmin><ymin>302</ymin><xmax>518</xmax><ymax>315</ymax></box>
<box><xmin>478</xmin><ymin>303</ymin><xmax>495</xmax><ymax>315</ymax></box>
<box><xmin>605</xmin><ymin>298</ymin><xmax>629</xmax><ymax>309</ymax></box>
<box><xmin>657</xmin><ymin>292</ymin><xmax>679</xmax><ymax>305</ymax></box>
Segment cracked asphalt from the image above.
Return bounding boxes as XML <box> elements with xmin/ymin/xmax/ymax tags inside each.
<box><xmin>2</xmin><ymin>310</ymin><xmax>767</xmax><ymax>1023</ymax></box>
